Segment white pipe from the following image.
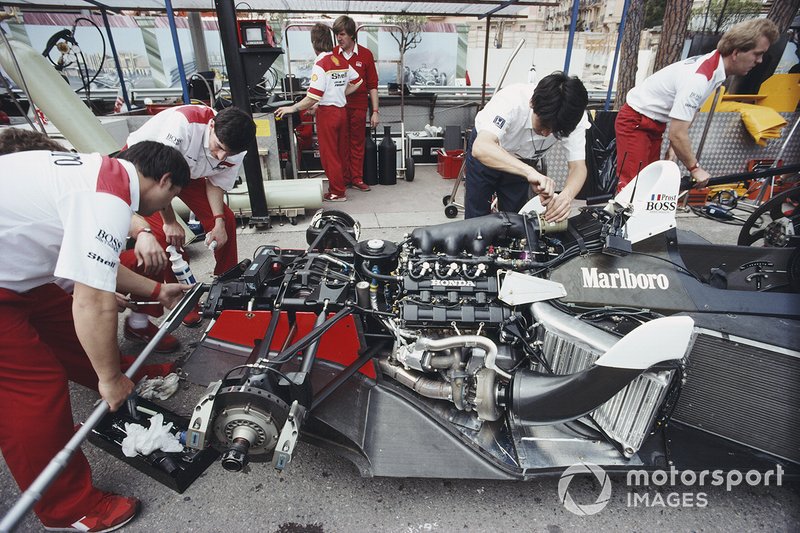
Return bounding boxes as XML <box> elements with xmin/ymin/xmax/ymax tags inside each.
<box><xmin>494</xmin><ymin>39</ymin><xmax>526</xmax><ymax>91</ymax></box>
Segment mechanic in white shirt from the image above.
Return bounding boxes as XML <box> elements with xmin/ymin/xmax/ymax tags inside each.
<box><xmin>0</xmin><ymin>142</ymin><xmax>189</xmax><ymax>531</ymax></box>
<box><xmin>465</xmin><ymin>73</ymin><xmax>590</xmax><ymax>221</ymax></box>
<box><xmin>615</xmin><ymin>18</ymin><xmax>778</xmax><ymax>191</ymax></box>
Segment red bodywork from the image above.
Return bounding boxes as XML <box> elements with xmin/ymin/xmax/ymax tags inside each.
<box><xmin>207</xmin><ymin>310</ymin><xmax>376</xmax><ymax>379</ymax></box>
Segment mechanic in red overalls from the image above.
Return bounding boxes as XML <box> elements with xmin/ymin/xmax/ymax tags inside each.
<box><xmin>0</xmin><ymin>142</ymin><xmax>189</xmax><ymax>531</ymax></box>
<box><xmin>125</xmin><ymin>105</ymin><xmax>256</xmax><ymax>333</ymax></box>
<box><xmin>275</xmin><ymin>23</ymin><xmax>362</xmax><ymax>202</ymax></box>
<box><xmin>333</xmin><ymin>15</ymin><xmax>380</xmax><ymax>192</ymax></box>
<box><xmin>614</xmin><ymin>18</ymin><xmax>778</xmax><ymax>192</ymax></box>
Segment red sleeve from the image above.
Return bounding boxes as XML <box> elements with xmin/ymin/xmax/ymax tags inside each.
<box><xmin>364</xmin><ymin>47</ymin><xmax>379</xmax><ymax>92</ymax></box>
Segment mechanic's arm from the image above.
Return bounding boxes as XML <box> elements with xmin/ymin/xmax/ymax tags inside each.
<box><xmin>345</xmin><ymin>79</ymin><xmax>363</xmax><ymax>96</ymax></box>
<box><xmin>668</xmin><ymin>118</ymin><xmax>710</xmax><ymax>188</ymax></box>
<box><xmin>72</xmin><ymin>282</ymin><xmax>132</xmax><ymax>411</ymax></box>
<box><xmin>204</xmin><ymin>180</ymin><xmax>228</xmax><ymax>249</ymax></box>
<box><xmin>158</xmin><ymin>202</ymin><xmax>186</xmax><ymax>249</ymax></box>
<box><xmin>369</xmin><ymin>88</ymin><xmax>380</xmax><ymax>128</ymax></box>
<box><xmin>130</xmin><ymin>215</ymin><xmax>167</xmax><ymax>275</ymax></box>
<box><xmin>274</xmin><ymin>96</ymin><xmax>318</xmax><ymax>119</ymax></box>
<box><xmin>116</xmin><ymin>264</ymin><xmax>190</xmax><ymax>310</ymax></box>
<box><xmin>471</xmin><ymin>131</ymin><xmax>555</xmax><ymax>196</ymax></box>
<box><xmin>541</xmin><ymin>160</ymin><xmax>587</xmax><ymax>222</ymax></box>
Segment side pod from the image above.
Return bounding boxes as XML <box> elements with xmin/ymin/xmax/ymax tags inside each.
<box><xmin>511</xmin><ymin>316</ymin><xmax>694</xmax><ymax>424</ymax></box>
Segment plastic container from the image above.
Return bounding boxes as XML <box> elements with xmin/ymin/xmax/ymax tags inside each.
<box><xmin>437</xmin><ymin>149</ymin><xmax>465</xmax><ymax>179</ymax></box>
<box><xmin>166</xmin><ymin>245</ymin><xmax>197</xmax><ymax>285</ymax></box>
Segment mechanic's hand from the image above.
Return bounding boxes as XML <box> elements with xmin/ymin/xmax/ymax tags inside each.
<box><xmin>134</xmin><ymin>231</ymin><xmax>167</xmax><ymax>276</ymax></box>
<box><xmin>158</xmin><ymin>282</ymin><xmax>193</xmax><ymax>310</ymax></box>
<box><xmin>370</xmin><ymin>110</ymin><xmax>379</xmax><ymax>129</ymax></box>
<box><xmin>306</xmin><ymin>104</ymin><xmax>318</xmax><ymax>117</ymax></box>
<box><xmin>540</xmin><ymin>192</ymin><xmax>573</xmax><ymax>222</ymax></box>
<box><xmin>274</xmin><ymin>106</ymin><xmax>293</xmax><ymax>119</ymax></box>
<box><xmin>115</xmin><ymin>292</ymin><xmax>129</xmax><ymax>312</ymax></box>
<box><xmin>99</xmin><ymin>372</ymin><xmax>134</xmax><ymax>412</ymax></box>
<box><xmin>527</xmin><ymin>169</ymin><xmax>555</xmax><ymax>198</ymax></box>
<box><xmin>205</xmin><ymin>220</ymin><xmax>228</xmax><ymax>251</ymax></box>
<box><xmin>162</xmin><ymin>220</ymin><xmax>186</xmax><ymax>249</ymax></box>
<box><xmin>691</xmin><ymin>166</ymin><xmax>711</xmax><ymax>189</ymax></box>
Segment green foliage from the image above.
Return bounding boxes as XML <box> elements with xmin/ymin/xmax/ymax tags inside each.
<box><xmin>689</xmin><ymin>0</ymin><xmax>763</xmax><ymax>32</ymax></box>
<box><xmin>644</xmin><ymin>0</ymin><xmax>666</xmax><ymax>29</ymax></box>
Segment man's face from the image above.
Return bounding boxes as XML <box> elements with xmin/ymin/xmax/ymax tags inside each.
<box><xmin>140</xmin><ymin>180</ymin><xmax>182</xmax><ymax>216</ymax></box>
<box><xmin>729</xmin><ymin>35</ymin><xmax>771</xmax><ymax>76</ymax></box>
<box><xmin>337</xmin><ymin>30</ymin><xmax>355</xmax><ymax>52</ymax></box>
<box><xmin>531</xmin><ymin>111</ymin><xmax>552</xmax><ymax>138</ymax></box>
<box><xmin>208</xmin><ymin>120</ymin><xmax>236</xmax><ymax>161</ymax></box>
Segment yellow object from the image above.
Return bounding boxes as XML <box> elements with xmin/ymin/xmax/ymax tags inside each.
<box><xmin>701</xmin><ymin>74</ymin><xmax>800</xmax><ymax>113</ymax></box>
<box><xmin>255</xmin><ymin>119</ymin><xmax>271</xmax><ymax>137</ymax></box>
<box><xmin>714</xmin><ymin>100</ymin><xmax>787</xmax><ymax>146</ymax></box>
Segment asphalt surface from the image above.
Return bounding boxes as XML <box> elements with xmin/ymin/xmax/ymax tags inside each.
<box><xmin>1</xmin><ymin>166</ymin><xmax>798</xmax><ymax>532</ymax></box>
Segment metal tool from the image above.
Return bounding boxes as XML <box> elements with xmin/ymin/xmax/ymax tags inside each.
<box><xmin>0</xmin><ymin>283</ymin><xmax>207</xmax><ymax>532</ymax></box>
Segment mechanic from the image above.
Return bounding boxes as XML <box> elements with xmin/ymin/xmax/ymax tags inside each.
<box><xmin>464</xmin><ymin>72</ymin><xmax>590</xmax><ymax>221</ymax></box>
<box><xmin>275</xmin><ymin>23</ymin><xmax>362</xmax><ymax>202</ymax></box>
<box><xmin>0</xmin><ymin>142</ymin><xmax>189</xmax><ymax>531</ymax></box>
<box><xmin>126</xmin><ymin>104</ymin><xmax>256</xmax><ymax>330</ymax></box>
<box><xmin>615</xmin><ymin>18</ymin><xmax>779</xmax><ymax>191</ymax></box>
<box><xmin>332</xmin><ymin>15</ymin><xmax>380</xmax><ymax>192</ymax></box>
<box><xmin>0</xmin><ymin>128</ymin><xmax>181</xmax><ymax>353</ymax></box>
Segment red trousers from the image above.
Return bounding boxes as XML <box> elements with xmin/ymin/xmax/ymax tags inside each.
<box><xmin>142</xmin><ymin>177</ymin><xmax>238</xmax><ymax>283</ymax></box>
<box><xmin>119</xmin><ymin>249</ymin><xmax>163</xmax><ymax>317</ymax></box>
<box><xmin>614</xmin><ymin>103</ymin><xmax>667</xmax><ymax>191</ymax></box>
<box><xmin>343</xmin><ymin>105</ymin><xmax>368</xmax><ymax>185</ymax></box>
<box><xmin>315</xmin><ymin>105</ymin><xmax>348</xmax><ymax>196</ymax></box>
<box><xmin>0</xmin><ymin>284</ymin><xmax>104</xmax><ymax>526</ymax></box>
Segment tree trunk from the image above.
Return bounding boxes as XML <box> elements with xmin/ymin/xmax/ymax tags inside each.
<box><xmin>767</xmin><ymin>0</ymin><xmax>800</xmax><ymax>33</ymax></box>
<box><xmin>653</xmin><ymin>0</ymin><xmax>693</xmax><ymax>71</ymax></box>
<box><xmin>613</xmin><ymin>0</ymin><xmax>646</xmax><ymax>110</ymax></box>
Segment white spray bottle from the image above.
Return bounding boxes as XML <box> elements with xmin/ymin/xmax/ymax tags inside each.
<box><xmin>166</xmin><ymin>245</ymin><xmax>197</xmax><ymax>284</ymax></box>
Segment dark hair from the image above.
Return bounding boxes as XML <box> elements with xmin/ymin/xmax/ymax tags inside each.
<box><xmin>311</xmin><ymin>23</ymin><xmax>333</xmax><ymax>54</ymax></box>
<box><xmin>0</xmin><ymin>128</ymin><xmax>68</xmax><ymax>155</ymax></box>
<box><xmin>332</xmin><ymin>15</ymin><xmax>356</xmax><ymax>39</ymax></box>
<box><xmin>213</xmin><ymin>106</ymin><xmax>256</xmax><ymax>153</ymax></box>
<box><xmin>530</xmin><ymin>72</ymin><xmax>588</xmax><ymax>139</ymax></box>
<box><xmin>116</xmin><ymin>141</ymin><xmax>190</xmax><ymax>188</ymax></box>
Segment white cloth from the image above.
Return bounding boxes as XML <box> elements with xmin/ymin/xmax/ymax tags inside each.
<box><xmin>474</xmin><ymin>83</ymin><xmax>589</xmax><ymax>162</ymax></box>
<box><xmin>127</xmin><ymin>105</ymin><xmax>245</xmax><ymax>191</ymax></box>
<box><xmin>121</xmin><ymin>412</ymin><xmax>184</xmax><ymax>458</ymax></box>
<box><xmin>0</xmin><ymin>151</ymin><xmax>137</xmax><ymax>293</ymax></box>
<box><xmin>626</xmin><ymin>50</ymin><xmax>728</xmax><ymax>123</ymax></box>
<box><xmin>306</xmin><ymin>51</ymin><xmax>361</xmax><ymax>107</ymax></box>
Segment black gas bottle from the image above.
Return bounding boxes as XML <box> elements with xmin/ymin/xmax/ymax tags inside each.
<box><xmin>378</xmin><ymin>125</ymin><xmax>397</xmax><ymax>186</ymax></box>
<box><xmin>363</xmin><ymin>126</ymin><xmax>379</xmax><ymax>186</ymax></box>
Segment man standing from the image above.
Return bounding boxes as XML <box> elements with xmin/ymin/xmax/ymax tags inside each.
<box><xmin>465</xmin><ymin>72</ymin><xmax>590</xmax><ymax>221</ymax></box>
<box><xmin>275</xmin><ymin>24</ymin><xmax>362</xmax><ymax>202</ymax></box>
<box><xmin>333</xmin><ymin>15</ymin><xmax>380</xmax><ymax>192</ymax></box>
<box><xmin>615</xmin><ymin>18</ymin><xmax>779</xmax><ymax>191</ymax></box>
<box><xmin>126</xmin><ymin>104</ymin><xmax>256</xmax><ymax>328</ymax></box>
<box><xmin>0</xmin><ymin>142</ymin><xmax>189</xmax><ymax>531</ymax></box>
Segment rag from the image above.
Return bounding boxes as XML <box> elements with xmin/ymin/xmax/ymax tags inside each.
<box><xmin>121</xmin><ymin>412</ymin><xmax>184</xmax><ymax>458</ymax></box>
<box><xmin>136</xmin><ymin>372</ymin><xmax>180</xmax><ymax>401</ymax></box>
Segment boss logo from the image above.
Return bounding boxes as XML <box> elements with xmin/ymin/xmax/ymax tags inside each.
<box><xmin>431</xmin><ymin>279</ymin><xmax>476</xmax><ymax>287</ymax></box>
<box><xmin>95</xmin><ymin>229</ymin><xmax>123</xmax><ymax>253</ymax></box>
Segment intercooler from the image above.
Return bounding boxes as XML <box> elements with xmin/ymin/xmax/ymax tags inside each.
<box><xmin>671</xmin><ymin>330</ymin><xmax>800</xmax><ymax>465</ymax></box>
<box><xmin>531</xmin><ymin>303</ymin><xmax>677</xmax><ymax>456</ymax></box>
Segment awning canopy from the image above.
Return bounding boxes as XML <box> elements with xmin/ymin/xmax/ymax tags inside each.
<box><xmin>2</xmin><ymin>0</ymin><xmax>555</xmax><ymax>18</ymax></box>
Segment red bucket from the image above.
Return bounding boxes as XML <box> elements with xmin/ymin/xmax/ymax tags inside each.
<box><xmin>437</xmin><ymin>149</ymin><xmax>464</xmax><ymax>179</ymax></box>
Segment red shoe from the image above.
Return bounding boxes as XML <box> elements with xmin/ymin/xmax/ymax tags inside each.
<box><xmin>182</xmin><ymin>304</ymin><xmax>203</xmax><ymax>327</ymax></box>
<box><xmin>323</xmin><ymin>192</ymin><xmax>346</xmax><ymax>202</ymax></box>
<box><xmin>351</xmin><ymin>181</ymin><xmax>371</xmax><ymax>191</ymax></box>
<box><xmin>123</xmin><ymin>319</ymin><xmax>180</xmax><ymax>353</ymax></box>
<box><xmin>43</xmin><ymin>492</ymin><xmax>140</xmax><ymax>532</ymax></box>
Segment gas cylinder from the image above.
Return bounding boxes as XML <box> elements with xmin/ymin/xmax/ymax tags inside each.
<box><xmin>363</xmin><ymin>126</ymin><xmax>378</xmax><ymax>186</ymax></box>
<box><xmin>378</xmin><ymin>125</ymin><xmax>397</xmax><ymax>185</ymax></box>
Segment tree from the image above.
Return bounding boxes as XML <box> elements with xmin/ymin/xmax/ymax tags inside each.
<box><xmin>644</xmin><ymin>0</ymin><xmax>666</xmax><ymax>29</ymax></box>
<box><xmin>654</xmin><ymin>0</ymin><xmax>693</xmax><ymax>71</ymax></box>
<box><xmin>614</xmin><ymin>0</ymin><xmax>646</xmax><ymax>110</ymax></box>
<box><xmin>689</xmin><ymin>0</ymin><xmax>762</xmax><ymax>33</ymax></box>
<box><xmin>767</xmin><ymin>0</ymin><xmax>800</xmax><ymax>33</ymax></box>
<box><xmin>380</xmin><ymin>15</ymin><xmax>427</xmax><ymax>83</ymax></box>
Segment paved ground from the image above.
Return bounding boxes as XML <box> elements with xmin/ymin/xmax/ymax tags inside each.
<box><xmin>1</xmin><ymin>166</ymin><xmax>798</xmax><ymax>532</ymax></box>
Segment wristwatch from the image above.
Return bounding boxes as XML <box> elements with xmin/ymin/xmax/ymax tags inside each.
<box><xmin>136</xmin><ymin>227</ymin><xmax>154</xmax><ymax>239</ymax></box>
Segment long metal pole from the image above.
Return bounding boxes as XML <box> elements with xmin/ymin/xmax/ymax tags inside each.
<box><xmin>605</xmin><ymin>0</ymin><xmax>630</xmax><ymax>111</ymax></box>
<box><xmin>165</xmin><ymin>0</ymin><xmax>190</xmax><ymax>104</ymax></box>
<box><xmin>563</xmin><ymin>0</ymin><xmax>581</xmax><ymax>73</ymax></box>
<box><xmin>0</xmin><ymin>285</ymin><xmax>206</xmax><ymax>533</ymax></box>
<box><xmin>94</xmin><ymin>6</ymin><xmax>131</xmax><ymax>111</ymax></box>
<box><xmin>481</xmin><ymin>15</ymin><xmax>491</xmax><ymax>107</ymax></box>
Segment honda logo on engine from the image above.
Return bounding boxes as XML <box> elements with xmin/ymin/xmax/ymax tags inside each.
<box><xmin>581</xmin><ymin>267</ymin><xmax>669</xmax><ymax>290</ymax></box>
<box><xmin>431</xmin><ymin>279</ymin><xmax>476</xmax><ymax>287</ymax></box>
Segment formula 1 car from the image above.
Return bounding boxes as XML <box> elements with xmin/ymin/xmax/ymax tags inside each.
<box><xmin>181</xmin><ymin>161</ymin><xmax>800</xmax><ymax>479</ymax></box>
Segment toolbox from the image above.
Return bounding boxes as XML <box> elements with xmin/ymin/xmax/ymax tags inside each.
<box><xmin>88</xmin><ymin>397</ymin><xmax>219</xmax><ymax>493</ymax></box>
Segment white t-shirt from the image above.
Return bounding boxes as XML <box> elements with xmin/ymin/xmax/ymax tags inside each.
<box><xmin>306</xmin><ymin>51</ymin><xmax>362</xmax><ymax>107</ymax></box>
<box><xmin>474</xmin><ymin>83</ymin><xmax>589</xmax><ymax>162</ymax></box>
<box><xmin>127</xmin><ymin>105</ymin><xmax>245</xmax><ymax>191</ymax></box>
<box><xmin>0</xmin><ymin>151</ymin><xmax>138</xmax><ymax>293</ymax></box>
<box><xmin>626</xmin><ymin>50</ymin><xmax>728</xmax><ymax>123</ymax></box>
